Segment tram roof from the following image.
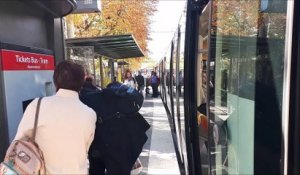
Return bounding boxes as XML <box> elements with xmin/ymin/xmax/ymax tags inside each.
<box><xmin>65</xmin><ymin>34</ymin><xmax>144</xmax><ymax>59</ymax></box>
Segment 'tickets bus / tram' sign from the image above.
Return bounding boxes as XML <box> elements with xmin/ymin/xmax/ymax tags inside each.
<box><xmin>0</xmin><ymin>49</ymin><xmax>55</xmax><ymax>71</ymax></box>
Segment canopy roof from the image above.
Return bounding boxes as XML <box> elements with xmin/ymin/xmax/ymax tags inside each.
<box><xmin>117</xmin><ymin>60</ymin><xmax>129</xmax><ymax>66</ymax></box>
<box><xmin>65</xmin><ymin>34</ymin><xmax>144</xmax><ymax>59</ymax></box>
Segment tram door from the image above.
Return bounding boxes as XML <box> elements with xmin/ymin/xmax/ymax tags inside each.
<box><xmin>204</xmin><ymin>0</ymin><xmax>293</xmax><ymax>174</ymax></box>
<box><xmin>195</xmin><ymin>1</ymin><xmax>211</xmax><ymax>175</ymax></box>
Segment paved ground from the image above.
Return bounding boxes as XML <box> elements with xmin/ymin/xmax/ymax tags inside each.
<box><xmin>138</xmin><ymin>94</ymin><xmax>180</xmax><ymax>175</ymax></box>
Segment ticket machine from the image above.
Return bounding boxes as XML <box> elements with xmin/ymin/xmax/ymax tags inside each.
<box><xmin>0</xmin><ymin>43</ymin><xmax>55</xmax><ymax>144</ymax></box>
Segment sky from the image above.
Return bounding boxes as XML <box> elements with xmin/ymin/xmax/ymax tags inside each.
<box><xmin>147</xmin><ymin>0</ymin><xmax>186</xmax><ymax>63</ymax></box>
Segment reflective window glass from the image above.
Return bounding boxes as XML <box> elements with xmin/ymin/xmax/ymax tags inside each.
<box><xmin>197</xmin><ymin>2</ymin><xmax>210</xmax><ymax>175</ymax></box>
<box><xmin>208</xmin><ymin>0</ymin><xmax>288</xmax><ymax>174</ymax></box>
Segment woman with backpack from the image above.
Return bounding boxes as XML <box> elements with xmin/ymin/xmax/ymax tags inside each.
<box><xmin>12</xmin><ymin>61</ymin><xmax>97</xmax><ymax>174</ymax></box>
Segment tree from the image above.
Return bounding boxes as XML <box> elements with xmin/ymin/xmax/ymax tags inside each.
<box><xmin>65</xmin><ymin>0</ymin><xmax>158</xmax><ymax>70</ymax></box>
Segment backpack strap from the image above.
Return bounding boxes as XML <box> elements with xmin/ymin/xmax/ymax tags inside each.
<box><xmin>32</xmin><ymin>97</ymin><xmax>43</xmax><ymax>141</ymax></box>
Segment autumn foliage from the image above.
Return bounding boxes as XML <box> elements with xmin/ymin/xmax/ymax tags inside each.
<box><xmin>65</xmin><ymin>0</ymin><xmax>157</xmax><ymax>70</ymax></box>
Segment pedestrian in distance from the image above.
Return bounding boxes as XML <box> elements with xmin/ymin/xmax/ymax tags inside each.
<box><xmin>80</xmin><ymin>76</ymin><xmax>101</xmax><ymax>97</ymax></box>
<box><xmin>123</xmin><ymin>70</ymin><xmax>137</xmax><ymax>89</ymax></box>
<box><xmin>150</xmin><ymin>71</ymin><xmax>160</xmax><ymax>97</ymax></box>
<box><xmin>135</xmin><ymin>71</ymin><xmax>145</xmax><ymax>94</ymax></box>
<box><xmin>14</xmin><ymin>60</ymin><xmax>97</xmax><ymax>174</ymax></box>
<box><xmin>112</xmin><ymin>76</ymin><xmax>117</xmax><ymax>83</ymax></box>
<box><xmin>145</xmin><ymin>76</ymin><xmax>151</xmax><ymax>96</ymax></box>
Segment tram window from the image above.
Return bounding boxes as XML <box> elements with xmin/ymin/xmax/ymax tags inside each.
<box><xmin>177</xmin><ymin>11</ymin><xmax>188</xmax><ymax>172</ymax></box>
<box><xmin>196</xmin><ymin>2</ymin><xmax>210</xmax><ymax>174</ymax></box>
<box><xmin>197</xmin><ymin>53</ymin><xmax>208</xmax><ymax>112</ymax></box>
<box><xmin>165</xmin><ymin>45</ymin><xmax>172</xmax><ymax>113</ymax></box>
<box><xmin>208</xmin><ymin>0</ymin><xmax>289</xmax><ymax>174</ymax></box>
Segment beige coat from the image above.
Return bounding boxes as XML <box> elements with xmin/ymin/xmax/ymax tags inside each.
<box><xmin>15</xmin><ymin>89</ymin><xmax>97</xmax><ymax>175</ymax></box>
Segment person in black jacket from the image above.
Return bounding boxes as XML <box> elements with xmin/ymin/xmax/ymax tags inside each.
<box><xmin>135</xmin><ymin>71</ymin><xmax>145</xmax><ymax>94</ymax></box>
<box><xmin>150</xmin><ymin>71</ymin><xmax>159</xmax><ymax>97</ymax></box>
<box><xmin>80</xmin><ymin>82</ymin><xmax>150</xmax><ymax>175</ymax></box>
<box><xmin>80</xmin><ymin>76</ymin><xmax>100</xmax><ymax>96</ymax></box>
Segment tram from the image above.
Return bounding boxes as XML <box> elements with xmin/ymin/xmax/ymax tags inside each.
<box><xmin>158</xmin><ymin>0</ymin><xmax>299</xmax><ymax>174</ymax></box>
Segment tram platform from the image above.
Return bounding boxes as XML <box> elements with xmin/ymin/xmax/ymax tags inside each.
<box><xmin>138</xmin><ymin>95</ymin><xmax>180</xmax><ymax>175</ymax></box>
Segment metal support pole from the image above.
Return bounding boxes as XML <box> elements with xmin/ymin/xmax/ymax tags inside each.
<box><xmin>122</xmin><ymin>59</ymin><xmax>125</xmax><ymax>81</ymax></box>
<box><xmin>99</xmin><ymin>56</ymin><xmax>104</xmax><ymax>87</ymax></box>
<box><xmin>92</xmin><ymin>57</ymin><xmax>96</xmax><ymax>80</ymax></box>
<box><xmin>110</xmin><ymin>59</ymin><xmax>115</xmax><ymax>82</ymax></box>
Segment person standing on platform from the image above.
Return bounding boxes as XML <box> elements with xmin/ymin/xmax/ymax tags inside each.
<box><xmin>14</xmin><ymin>60</ymin><xmax>96</xmax><ymax>175</ymax></box>
<box><xmin>123</xmin><ymin>70</ymin><xmax>136</xmax><ymax>89</ymax></box>
<box><xmin>79</xmin><ymin>82</ymin><xmax>149</xmax><ymax>175</ymax></box>
<box><xmin>135</xmin><ymin>71</ymin><xmax>145</xmax><ymax>94</ymax></box>
<box><xmin>150</xmin><ymin>71</ymin><xmax>159</xmax><ymax>97</ymax></box>
<box><xmin>84</xmin><ymin>76</ymin><xmax>98</xmax><ymax>89</ymax></box>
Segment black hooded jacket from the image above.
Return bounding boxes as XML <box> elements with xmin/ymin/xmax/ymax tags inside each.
<box><xmin>80</xmin><ymin>83</ymin><xmax>150</xmax><ymax>173</ymax></box>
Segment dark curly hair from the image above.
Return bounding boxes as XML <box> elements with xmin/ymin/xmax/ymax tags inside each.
<box><xmin>53</xmin><ymin>60</ymin><xmax>85</xmax><ymax>92</ymax></box>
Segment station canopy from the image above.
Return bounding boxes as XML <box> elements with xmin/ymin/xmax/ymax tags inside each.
<box><xmin>65</xmin><ymin>34</ymin><xmax>144</xmax><ymax>59</ymax></box>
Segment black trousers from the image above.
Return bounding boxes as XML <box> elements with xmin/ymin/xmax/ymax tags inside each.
<box><xmin>137</xmin><ymin>85</ymin><xmax>144</xmax><ymax>93</ymax></box>
<box><xmin>89</xmin><ymin>155</ymin><xmax>131</xmax><ymax>175</ymax></box>
<box><xmin>89</xmin><ymin>155</ymin><xmax>106</xmax><ymax>175</ymax></box>
<box><xmin>151</xmin><ymin>84</ymin><xmax>158</xmax><ymax>97</ymax></box>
